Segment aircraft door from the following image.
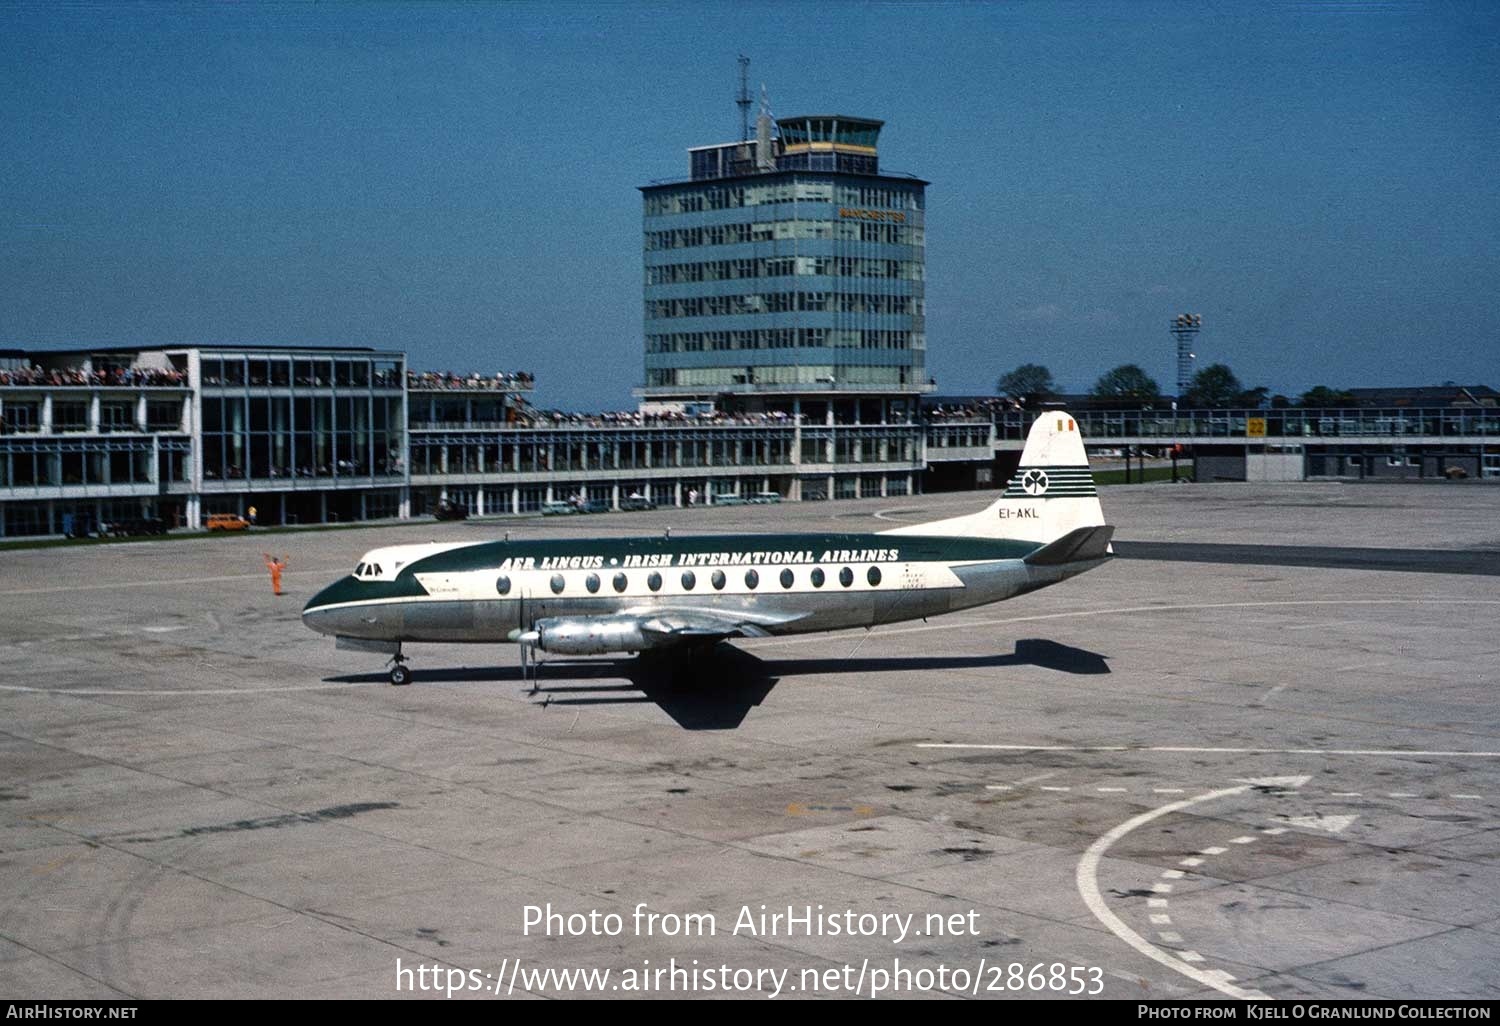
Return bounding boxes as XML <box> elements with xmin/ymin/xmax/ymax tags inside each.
<box><xmin>876</xmin><ymin>560</ymin><xmax>926</xmax><ymax>626</ymax></box>
<box><xmin>486</xmin><ymin>570</ymin><xmax>528</xmax><ymax>639</ymax></box>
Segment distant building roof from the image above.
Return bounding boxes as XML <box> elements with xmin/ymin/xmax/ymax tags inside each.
<box><xmin>1346</xmin><ymin>385</ymin><xmax>1497</xmax><ymax>408</ymax></box>
<box><xmin>9</xmin><ymin>343</ymin><xmax>387</xmax><ymax>356</ymax></box>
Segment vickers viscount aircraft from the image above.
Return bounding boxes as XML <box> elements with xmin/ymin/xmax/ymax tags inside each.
<box><xmin>302</xmin><ymin>412</ymin><xmax>1114</xmax><ymax>686</ymax></box>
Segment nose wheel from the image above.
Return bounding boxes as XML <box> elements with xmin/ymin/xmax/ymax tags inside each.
<box><xmin>388</xmin><ymin>650</ymin><xmax>412</xmax><ymax>686</ymax></box>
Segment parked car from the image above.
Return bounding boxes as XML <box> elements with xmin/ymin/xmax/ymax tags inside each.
<box><xmin>620</xmin><ymin>495</ymin><xmax>657</xmax><ymax>511</ymax></box>
<box><xmin>748</xmin><ymin>492</ymin><xmax>783</xmax><ymax>504</ymax></box>
<box><xmin>541</xmin><ymin>501</ymin><xmax>579</xmax><ymax>516</ymax></box>
<box><xmin>433</xmin><ymin>499</ymin><xmax>469</xmax><ymax>521</ymax></box>
<box><xmin>206</xmin><ymin>513</ymin><xmax>251</xmax><ymax>531</ymax></box>
<box><xmin>579</xmin><ymin>499</ymin><xmax>612</xmax><ymax>514</ymax></box>
<box><xmin>713</xmin><ymin>495</ymin><xmax>747</xmax><ymax>506</ymax></box>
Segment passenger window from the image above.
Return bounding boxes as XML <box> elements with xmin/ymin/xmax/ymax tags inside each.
<box><xmin>839</xmin><ymin>567</ymin><xmax>854</xmax><ymax>587</ymax></box>
<box><xmin>496</xmin><ymin>575</ymin><xmax>511</xmax><ymax>595</ymax></box>
<box><xmin>711</xmin><ymin>570</ymin><xmax>726</xmax><ymax>590</ymax></box>
<box><xmin>867</xmin><ymin>566</ymin><xmax>882</xmax><ymax>586</ymax></box>
<box><xmin>810</xmin><ymin>567</ymin><xmax>825</xmax><ymax>587</ymax></box>
<box><xmin>613</xmin><ymin>572</ymin><xmax>628</xmax><ymax>593</ymax></box>
<box><xmin>780</xmin><ymin>568</ymin><xmax>794</xmax><ymax>588</ymax></box>
<box><xmin>745</xmin><ymin>569</ymin><xmax>759</xmax><ymax>589</ymax></box>
<box><xmin>586</xmin><ymin>573</ymin><xmax>600</xmax><ymax>594</ymax></box>
<box><xmin>550</xmin><ymin>574</ymin><xmax>565</xmax><ymax>594</ymax></box>
<box><xmin>648</xmin><ymin>572</ymin><xmax>662</xmax><ymax>592</ymax></box>
<box><xmin>681</xmin><ymin>571</ymin><xmax>696</xmax><ymax>590</ymax></box>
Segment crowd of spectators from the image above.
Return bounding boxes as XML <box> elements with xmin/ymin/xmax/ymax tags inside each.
<box><xmin>923</xmin><ymin>397</ymin><xmax>1021</xmax><ymax>423</ymax></box>
<box><xmin>407</xmin><ymin>370</ymin><xmax>535</xmax><ymax>391</ymax></box>
<box><xmin>0</xmin><ymin>365</ymin><xmax>188</xmax><ymax>388</ymax></box>
<box><xmin>514</xmin><ymin>407</ymin><xmax>801</xmax><ymax>429</ymax></box>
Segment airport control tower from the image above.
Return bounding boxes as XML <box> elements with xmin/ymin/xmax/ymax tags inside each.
<box><xmin>639</xmin><ymin>85</ymin><xmax>930</xmax><ymax>422</ymax></box>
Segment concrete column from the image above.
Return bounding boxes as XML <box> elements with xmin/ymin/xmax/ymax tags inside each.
<box><xmin>319</xmin><ymin>492</ymin><xmax>328</xmax><ymax>523</ymax></box>
<box><xmin>399</xmin><ymin>487</ymin><xmax>411</xmax><ymax>519</ymax></box>
<box><xmin>136</xmin><ymin>393</ymin><xmax>148</xmax><ymax>431</ymax></box>
<box><xmin>611</xmin><ymin>482</ymin><xmax>619</xmax><ymax>510</ymax></box>
<box><xmin>474</xmin><ymin>489</ymin><xmax>484</xmax><ymax>517</ymax></box>
<box><xmin>512</xmin><ymin>487</ymin><xmax>520</xmax><ymax>515</ymax></box>
<box><xmin>89</xmin><ymin>393</ymin><xmax>100</xmax><ymax>433</ymax></box>
<box><xmin>41</xmin><ymin>394</ymin><xmax>53</xmax><ymax>432</ymax></box>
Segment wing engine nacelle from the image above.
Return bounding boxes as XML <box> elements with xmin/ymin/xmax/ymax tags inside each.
<box><xmin>530</xmin><ymin>616</ymin><xmax>654</xmax><ymax>655</ymax></box>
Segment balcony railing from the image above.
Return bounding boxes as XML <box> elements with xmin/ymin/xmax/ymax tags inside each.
<box><xmin>990</xmin><ymin>408</ymin><xmax>1500</xmax><ymax>442</ymax></box>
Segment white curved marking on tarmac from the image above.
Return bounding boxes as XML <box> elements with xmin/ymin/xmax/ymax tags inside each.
<box><xmin>746</xmin><ymin>597</ymin><xmax>1500</xmax><ymax>650</ymax></box>
<box><xmin>872</xmin><ymin>507</ymin><xmax>924</xmax><ymax>522</ymax></box>
<box><xmin>1076</xmin><ymin>783</ymin><xmax>1269</xmax><ymax>1001</ymax></box>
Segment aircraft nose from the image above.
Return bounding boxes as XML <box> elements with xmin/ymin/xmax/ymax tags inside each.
<box><xmin>302</xmin><ymin>579</ymin><xmax>352</xmax><ymax>636</ymax></box>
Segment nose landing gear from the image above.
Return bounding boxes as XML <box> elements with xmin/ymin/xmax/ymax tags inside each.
<box><xmin>388</xmin><ymin>648</ymin><xmax>412</xmax><ymax>686</ymax></box>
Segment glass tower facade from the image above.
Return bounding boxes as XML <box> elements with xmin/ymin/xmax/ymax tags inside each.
<box><xmin>641</xmin><ymin>114</ymin><xmax>929</xmax><ymax>403</ymax></box>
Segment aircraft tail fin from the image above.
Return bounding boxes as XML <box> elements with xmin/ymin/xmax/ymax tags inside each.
<box><xmin>882</xmin><ymin>411</ymin><xmax>1108</xmax><ymax>545</ymax></box>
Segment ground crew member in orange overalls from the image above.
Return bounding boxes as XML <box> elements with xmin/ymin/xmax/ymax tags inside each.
<box><xmin>262</xmin><ymin>553</ymin><xmax>288</xmax><ymax>596</ymax></box>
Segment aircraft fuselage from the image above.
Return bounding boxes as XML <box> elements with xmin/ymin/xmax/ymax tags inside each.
<box><xmin>301</xmin><ymin>530</ymin><xmax>1104</xmax><ymax>646</ymax></box>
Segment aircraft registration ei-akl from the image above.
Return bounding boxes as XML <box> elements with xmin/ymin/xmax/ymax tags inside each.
<box><xmin>302</xmin><ymin>412</ymin><xmax>1115</xmax><ymax>686</ymax></box>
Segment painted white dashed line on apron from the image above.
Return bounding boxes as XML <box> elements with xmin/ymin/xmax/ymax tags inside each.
<box><xmin>1076</xmin><ymin>781</ymin><xmax>1306</xmax><ymax>1001</ymax></box>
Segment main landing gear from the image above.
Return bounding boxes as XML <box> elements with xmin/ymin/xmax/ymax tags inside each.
<box><xmin>388</xmin><ymin>647</ymin><xmax>412</xmax><ymax>687</ymax></box>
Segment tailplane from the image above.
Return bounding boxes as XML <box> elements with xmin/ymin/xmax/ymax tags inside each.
<box><xmin>882</xmin><ymin>411</ymin><xmax>1108</xmax><ymax>545</ymax></box>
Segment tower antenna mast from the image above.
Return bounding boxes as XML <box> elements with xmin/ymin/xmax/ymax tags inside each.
<box><xmin>736</xmin><ymin>55</ymin><xmax>753</xmax><ymax>141</ymax></box>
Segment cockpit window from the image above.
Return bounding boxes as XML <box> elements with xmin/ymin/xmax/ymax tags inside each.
<box><xmin>354</xmin><ymin>562</ymin><xmax>366</xmax><ymax>576</ymax></box>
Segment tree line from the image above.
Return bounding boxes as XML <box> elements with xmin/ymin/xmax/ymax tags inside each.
<box><xmin>995</xmin><ymin>363</ymin><xmax>1357</xmax><ymax>410</ymax></box>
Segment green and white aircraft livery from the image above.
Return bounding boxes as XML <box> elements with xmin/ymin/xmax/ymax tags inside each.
<box><xmin>302</xmin><ymin>412</ymin><xmax>1114</xmax><ymax>686</ymax></box>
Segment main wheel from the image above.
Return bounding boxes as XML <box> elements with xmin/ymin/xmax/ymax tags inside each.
<box><xmin>389</xmin><ymin>664</ymin><xmax>412</xmax><ymax>687</ymax></box>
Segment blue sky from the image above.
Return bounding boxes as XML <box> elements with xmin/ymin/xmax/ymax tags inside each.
<box><xmin>3</xmin><ymin>0</ymin><xmax>1496</xmax><ymax>408</ymax></box>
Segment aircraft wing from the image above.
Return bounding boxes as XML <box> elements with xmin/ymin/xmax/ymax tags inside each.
<box><xmin>633</xmin><ymin>607</ymin><xmax>804</xmax><ymax>643</ymax></box>
<box><xmin>526</xmin><ymin>606</ymin><xmax>809</xmax><ymax>656</ymax></box>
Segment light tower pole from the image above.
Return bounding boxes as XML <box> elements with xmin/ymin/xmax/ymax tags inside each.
<box><xmin>1171</xmin><ymin>313</ymin><xmax>1201</xmax><ymax>397</ymax></box>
